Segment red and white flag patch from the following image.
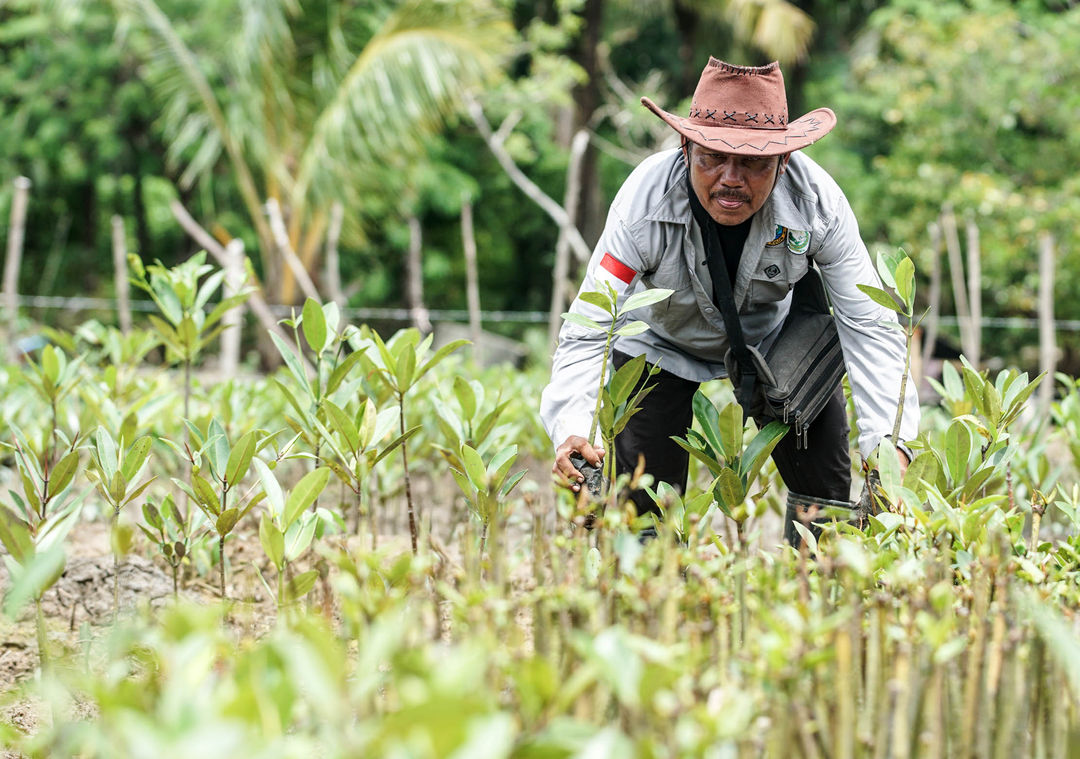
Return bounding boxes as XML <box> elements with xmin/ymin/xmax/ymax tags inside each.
<box><xmin>599</xmin><ymin>252</ymin><xmax>636</xmax><ymax>286</ymax></box>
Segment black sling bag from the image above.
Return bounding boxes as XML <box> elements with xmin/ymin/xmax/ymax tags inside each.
<box><xmin>687</xmin><ymin>180</ymin><xmax>846</xmax><ymax>449</ymax></box>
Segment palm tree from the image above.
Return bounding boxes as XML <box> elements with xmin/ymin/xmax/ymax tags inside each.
<box><xmin>111</xmin><ymin>0</ymin><xmax>511</xmax><ymax>306</ymax></box>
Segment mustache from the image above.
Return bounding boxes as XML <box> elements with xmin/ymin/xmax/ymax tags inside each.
<box><xmin>710</xmin><ymin>191</ymin><xmax>750</xmax><ymax>202</ymax></box>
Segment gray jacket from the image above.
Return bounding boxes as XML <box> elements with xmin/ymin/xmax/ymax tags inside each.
<box><xmin>539</xmin><ymin>148</ymin><xmax>919</xmax><ymax>458</ymax></box>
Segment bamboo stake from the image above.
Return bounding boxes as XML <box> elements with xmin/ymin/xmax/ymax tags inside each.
<box><xmin>324</xmin><ymin>201</ymin><xmax>346</xmax><ymax>308</ymax></box>
<box><xmin>406</xmin><ymin>214</ymin><xmax>432</xmax><ymax>334</ymax></box>
<box><xmin>920</xmin><ymin>221</ymin><xmax>943</xmax><ymax>383</ymax></box>
<box><xmin>965</xmin><ymin>211</ymin><xmax>982</xmax><ymax>368</ymax></box>
<box><xmin>3</xmin><ymin>176</ymin><xmax>30</xmax><ymax>361</ymax></box>
<box><xmin>940</xmin><ymin>204</ymin><xmax>975</xmax><ymax>364</ymax></box>
<box><xmin>111</xmin><ymin>215</ymin><xmax>133</xmax><ymax>335</ymax></box>
<box><xmin>219</xmin><ymin>238</ymin><xmax>245</xmax><ymax>377</ymax></box>
<box><xmin>1037</xmin><ymin>232</ymin><xmax>1057</xmax><ymax>416</ymax></box>
<box><xmin>460</xmin><ymin>197</ymin><xmax>483</xmax><ymax>363</ymax></box>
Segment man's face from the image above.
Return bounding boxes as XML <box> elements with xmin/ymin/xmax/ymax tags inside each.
<box><xmin>687</xmin><ymin>144</ymin><xmax>790</xmax><ymax>226</ymax></box>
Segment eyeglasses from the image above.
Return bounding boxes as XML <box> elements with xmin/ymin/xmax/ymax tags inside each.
<box><xmin>691</xmin><ymin>150</ymin><xmax>777</xmax><ymax>175</ymax></box>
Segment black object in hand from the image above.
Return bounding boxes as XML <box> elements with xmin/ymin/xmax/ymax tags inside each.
<box><xmin>568</xmin><ymin>452</ymin><xmax>604</xmax><ymax>496</ymax></box>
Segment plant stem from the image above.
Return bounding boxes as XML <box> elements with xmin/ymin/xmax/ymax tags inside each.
<box><xmin>35</xmin><ymin>596</ymin><xmax>48</xmax><ymax>673</ymax></box>
<box><xmin>399</xmin><ymin>393</ymin><xmax>418</xmax><ymax>555</ymax></box>
<box><xmin>891</xmin><ymin>316</ymin><xmax>914</xmax><ymax>443</ymax></box>
<box><xmin>587</xmin><ymin>325</ymin><xmax>615</xmax><ymax>446</ymax></box>
<box><xmin>218</xmin><ymin>534</ymin><xmax>227</xmax><ymax>601</ymax></box>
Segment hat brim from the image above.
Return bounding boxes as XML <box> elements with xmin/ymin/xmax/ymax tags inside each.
<box><xmin>641</xmin><ymin>96</ymin><xmax>836</xmax><ymax>156</ymax></box>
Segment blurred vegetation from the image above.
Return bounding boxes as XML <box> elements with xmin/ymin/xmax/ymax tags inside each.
<box><xmin>1</xmin><ymin>0</ymin><xmax>1078</xmax><ymax>370</ymax></box>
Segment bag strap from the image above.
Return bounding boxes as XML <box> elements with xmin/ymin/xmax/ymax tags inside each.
<box><xmin>686</xmin><ymin>178</ymin><xmax>758</xmax><ymax>416</ymax></box>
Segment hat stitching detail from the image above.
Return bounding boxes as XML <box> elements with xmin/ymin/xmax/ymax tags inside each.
<box><xmin>711</xmin><ymin>61</ymin><xmax>776</xmax><ymax>76</ymax></box>
<box><xmin>722</xmin><ymin>111</ymin><xmax>738</xmax><ymax>122</ymax></box>
<box><xmin>745</xmin><ymin>113</ymin><xmax>759</xmax><ymax>123</ymax></box>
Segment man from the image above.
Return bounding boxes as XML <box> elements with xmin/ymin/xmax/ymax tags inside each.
<box><xmin>540</xmin><ymin>58</ymin><xmax>919</xmax><ymax>537</ymax></box>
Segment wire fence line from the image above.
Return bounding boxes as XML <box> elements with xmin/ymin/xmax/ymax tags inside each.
<box><xmin>9</xmin><ymin>292</ymin><xmax>1080</xmax><ymax>331</ymax></box>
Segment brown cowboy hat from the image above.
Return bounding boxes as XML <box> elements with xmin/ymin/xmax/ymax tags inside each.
<box><xmin>641</xmin><ymin>58</ymin><xmax>836</xmax><ymax>156</ymax></box>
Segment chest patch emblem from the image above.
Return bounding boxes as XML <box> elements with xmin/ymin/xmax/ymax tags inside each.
<box><xmin>786</xmin><ymin>229</ymin><xmax>811</xmax><ymax>254</ymax></box>
<box><xmin>766</xmin><ymin>225</ymin><xmax>787</xmax><ymax>247</ymax></box>
<box><xmin>764</xmin><ymin>264</ymin><xmax>781</xmax><ymax>279</ymax></box>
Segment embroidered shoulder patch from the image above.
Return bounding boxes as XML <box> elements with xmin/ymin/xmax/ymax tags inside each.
<box><xmin>766</xmin><ymin>225</ymin><xmax>787</xmax><ymax>247</ymax></box>
<box><xmin>786</xmin><ymin>229</ymin><xmax>811</xmax><ymax>254</ymax></box>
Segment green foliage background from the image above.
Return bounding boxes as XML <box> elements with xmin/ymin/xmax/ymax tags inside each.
<box><xmin>1</xmin><ymin>0</ymin><xmax>1078</xmax><ymax>367</ymax></box>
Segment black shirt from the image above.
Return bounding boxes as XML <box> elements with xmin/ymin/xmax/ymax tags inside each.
<box><xmin>706</xmin><ymin>216</ymin><xmax>753</xmax><ymax>292</ymax></box>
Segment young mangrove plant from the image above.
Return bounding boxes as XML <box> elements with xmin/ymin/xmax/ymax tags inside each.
<box><xmin>670</xmin><ymin>392</ymin><xmax>787</xmax><ymax>549</ymax></box>
<box><xmin>86</xmin><ymin>428</ymin><xmax>156</xmax><ymax>618</ymax></box>
<box><xmin>358</xmin><ymin>327</ymin><xmax>468</xmax><ymax>554</ymax></box>
<box><xmin>139</xmin><ymin>494</ymin><xmax>192</xmax><ymax>596</ymax></box>
<box><xmin>559</xmin><ymin>282</ymin><xmax>673</xmax><ymax>504</ymax></box>
<box><xmin>0</xmin><ymin>427</ymin><xmax>85</xmax><ymax>669</ymax></box>
<box><xmin>169</xmin><ymin>419</ymin><xmax>268</xmax><ymax>601</ymax></box>
<box><xmin>253</xmin><ymin>459</ymin><xmax>332</xmax><ymax>610</ymax></box>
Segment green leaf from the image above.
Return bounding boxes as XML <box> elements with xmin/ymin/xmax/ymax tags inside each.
<box><xmin>856</xmin><ymin>284</ymin><xmax>902</xmax><ymax>313</ymax></box>
<box><xmin>3</xmin><ymin>545</ymin><xmax>65</xmax><ymax>619</ymax></box>
<box><xmin>622</xmin><ymin>287</ymin><xmax>674</xmax><ymax>313</ymax></box>
<box><xmin>394</xmin><ymin>345</ymin><xmax>417</xmax><ymax>389</ymax></box>
<box><xmin>284</xmin><ymin>515</ymin><xmax>318</xmax><ymax>563</ymax></box>
<box><xmin>142</xmin><ymin>502</ymin><xmax>163</xmax><ymax>532</ymax></box>
<box><xmin>608</xmin><ymin>354</ymin><xmax>646</xmax><ymax>407</ymax></box>
<box><xmin>460</xmin><ymin>444</ymin><xmax>488</xmax><ymax>489</ymax></box>
<box><xmin>453</xmin><ymin>376</ymin><xmax>477</xmax><ymax>420</ymax></box>
<box><xmin>269</xmin><ymin>331</ymin><xmax>312</xmax><ymax>397</ymax></box>
<box><xmin>717</xmin><ymin>401</ymin><xmax>744</xmax><ymax>462</ymax></box>
<box><xmin>0</xmin><ymin>507</ymin><xmax>34</xmax><ymax>565</ymax></box>
<box><xmin>284</xmin><ymin>468</ymin><xmax>332</xmax><ymax>528</ymax></box>
<box><xmin>93</xmin><ymin>427</ymin><xmax>119</xmax><ymax>483</ymax></box>
<box><xmin>252</xmin><ymin>458</ymin><xmax>285</xmax><ymax>522</ymax></box>
<box><xmin>691</xmin><ymin>392</ymin><xmax>725</xmax><ymax>461</ymax></box>
<box><xmin>216</xmin><ymin>508</ymin><xmax>240</xmax><ymax>537</ymax></box>
<box><xmin>285</xmin><ymin>569</ymin><xmax>319</xmax><ymax>602</ymax></box>
<box><xmin>740</xmin><ymin>421</ymin><xmax>789</xmax><ymax>487</ymax></box>
<box><xmin>301</xmin><ymin>297</ymin><xmax>328</xmax><ymax>355</ymax></box>
<box><xmin>714</xmin><ymin>467</ymin><xmax>746</xmax><ymax>512</ymax></box>
<box><xmin>578</xmin><ymin>290</ymin><xmax>614</xmax><ymax>315</ymax></box>
<box><xmin>191</xmin><ymin>474</ymin><xmax>221</xmax><ymax>517</ymax></box>
<box><xmin>902</xmin><ymin>452</ymin><xmax>943</xmax><ymax>500</ymax></box>
<box><xmin>259</xmin><ymin>513</ymin><xmax>285</xmax><ymax>569</ymax></box>
<box><xmin>416</xmin><ymin>339</ymin><xmax>469</xmax><ymax>383</ymax></box>
<box><xmin>121</xmin><ymin>436</ymin><xmax>154</xmax><ymax>483</ymax></box>
<box><xmin>561</xmin><ymin>312</ymin><xmax>604</xmax><ymax>331</ymax></box>
<box><xmin>326</xmin><ymin>348</ymin><xmax>367</xmax><ymax>395</ymax></box>
<box><xmin>944</xmin><ymin>421</ymin><xmax>972</xmax><ymax>485</ymax></box>
<box><xmin>894</xmin><ymin>256</ymin><xmax>915</xmax><ymax>310</ymax></box>
<box><xmin>48</xmin><ymin>451</ymin><xmax>80</xmax><ymax>497</ymax></box>
<box><xmin>614</xmin><ymin>320</ymin><xmax>649</xmax><ymax>337</ymax></box>
<box><xmin>325</xmin><ymin>400</ymin><xmax>360</xmax><ymax>453</ymax></box>
<box><xmin>225</xmin><ymin>429</ymin><xmax>262</xmax><ymax>488</ymax></box>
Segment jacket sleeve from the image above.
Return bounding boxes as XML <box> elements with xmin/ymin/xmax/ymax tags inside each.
<box><xmin>539</xmin><ymin>207</ymin><xmax>648</xmax><ymax>449</ymax></box>
<box><xmin>812</xmin><ymin>194</ymin><xmax>921</xmax><ymax>459</ymax></box>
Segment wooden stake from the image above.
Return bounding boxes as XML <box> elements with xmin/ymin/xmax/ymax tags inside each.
<box><xmin>111</xmin><ymin>215</ymin><xmax>133</xmax><ymax>335</ymax></box>
<box><xmin>1038</xmin><ymin>231</ymin><xmax>1056</xmax><ymax>416</ymax></box>
<box><xmin>941</xmin><ymin>204</ymin><xmax>975</xmax><ymax>365</ymax></box>
<box><xmin>460</xmin><ymin>197</ymin><xmax>482</xmax><ymax>362</ymax></box>
<box><xmin>3</xmin><ymin>176</ymin><xmax>31</xmax><ymax>361</ymax></box>
<box><xmin>920</xmin><ymin>221</ymin><xmax>943</xmax><ymax>382</ymax></box>
<box><xmin>219</xmin><ymin>238</ymin><xmax>245</xmax><ymax>377</ymax></box>
<box><xmin>965</xmin><ymin>211</ymin><xmax>982</xmax><ymax>368</ymax></box>
<box><xmin>324</xmin><ymin>201</ymin><xmax>346</xmax><ymax>308</ymax></box>
<box><xmin>548</xmin><ymin>129</ymin><xmax>590</xmax><ymax>353</ymax></box>
<box><xmin>406</xmin><ymin>214</ymin><xmax>431</xmax><ymax>334</ymax></box>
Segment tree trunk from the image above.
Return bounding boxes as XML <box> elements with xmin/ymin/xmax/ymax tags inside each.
<box><xmin>406</xmin><ymin>215</ymin><xmax>432</xmax><ymax>334</ymax></box>
<box><xmin>460</xmin><ymin>198</ymin><xmax>482</xmax><ymax>362</ymax></box>
<box><xmin>569</xmin><ymin>0</ymin><xmax>605</xmax><ymax>246</ymax></box>
<box><xmin>549</xmin><ymin>130</ymin><xmax>591</xmax><ymax>353</ymax></box>
<box><xmin>111</xmin><ymin>215</ymin><xmax>133</xmax><ymax>335</ymax></box>
<box><xmin>3</xmin><ymin>177</ymin><xmax>30</xmax><ymax>361</ymax></box>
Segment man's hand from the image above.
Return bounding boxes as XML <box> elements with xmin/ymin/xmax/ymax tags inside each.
<box><xmin>897</xmin><ymin>447</ymin><xmax>909</xmax><ymax>479</ymax></box>
<box><xmin>553</xmin><ymin>435</ymin><xmax>605</xmax><ymax>493</ymax></box>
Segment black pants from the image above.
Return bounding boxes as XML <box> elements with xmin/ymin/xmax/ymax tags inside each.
<box><xmin>612</xmin><ymin>350</ymin><xmax>851</xmax><ymax>521</ymax></box>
